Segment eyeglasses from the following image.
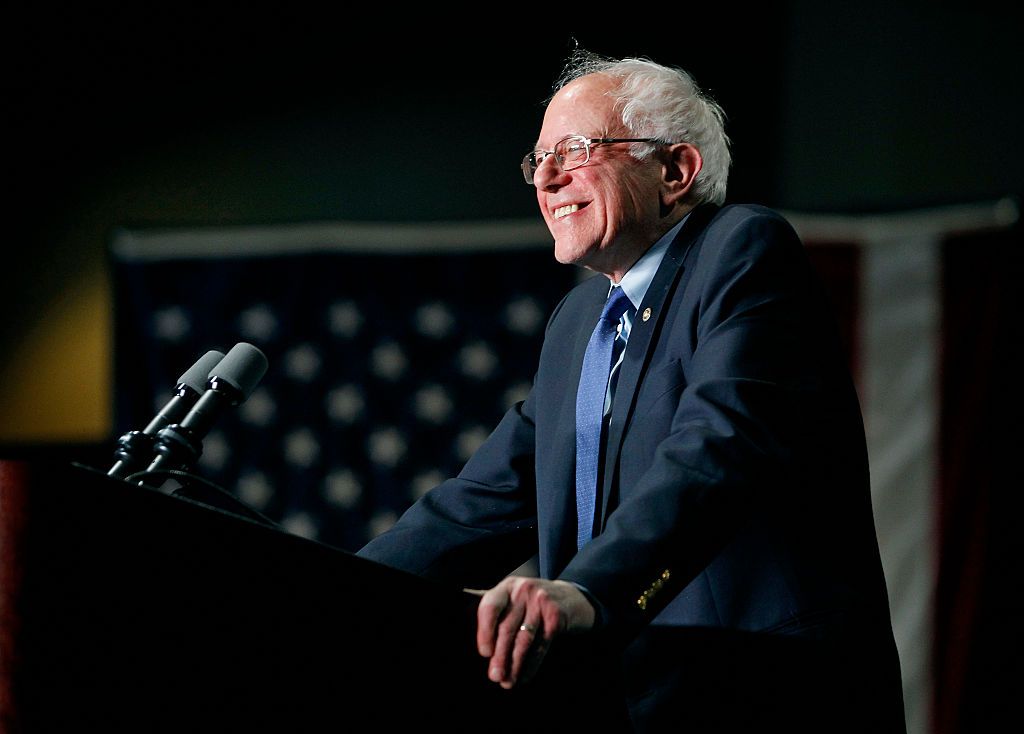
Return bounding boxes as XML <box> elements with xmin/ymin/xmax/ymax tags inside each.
<box><xmin>521</xmin><ymin>135</ymin><xmax>664</xmax><ymax>184</ymax></box>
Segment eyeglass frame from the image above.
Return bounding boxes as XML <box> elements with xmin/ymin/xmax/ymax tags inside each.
<box><xmin>521</xmin><ymin>135</ymin><xmax>669</xmax><ymax>184</ymax></box>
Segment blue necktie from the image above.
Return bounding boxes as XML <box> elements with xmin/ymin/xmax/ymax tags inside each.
<box><xmin>576</xmin><ymin>286</ymin><xmax>633</xmax><ymax>550</ymax></box>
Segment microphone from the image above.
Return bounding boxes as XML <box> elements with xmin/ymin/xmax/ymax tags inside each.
<box><xmin>108</xmin><ymin>350</ymin><xmax>226</xmax><ymax>479</ymax></box>
<box><xmin>142</xmin><ymin>343</ymin><xmax>268</xmax><ymax>479</ymax></box>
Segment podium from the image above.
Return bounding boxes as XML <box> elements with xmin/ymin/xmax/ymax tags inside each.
<box><xmin>0</xmin><ymin>461</ymin><xmax>614</xmax><ymax>732</ymax></box>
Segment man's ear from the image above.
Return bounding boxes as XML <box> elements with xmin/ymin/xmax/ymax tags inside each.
<box><xmin>660</xmin><ymin>143</ymin><xmax>703</xmax><ymax>208</ymax></box>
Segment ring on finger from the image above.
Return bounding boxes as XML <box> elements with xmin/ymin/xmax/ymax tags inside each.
<box><xmin>519</xmin><ymin>623</ymin><xmax>538</xmax><ymax>634</ymax></box>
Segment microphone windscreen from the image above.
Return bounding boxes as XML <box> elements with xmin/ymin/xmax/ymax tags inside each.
<box><xmin>177</xmin><ymin>350</ymin><xmax>226</xmax><ymax>393</ymax></box>
<box><xmin>210</xmin><ymin>343</ymin><xmax>268</xmax><ymax>401</ymax></box>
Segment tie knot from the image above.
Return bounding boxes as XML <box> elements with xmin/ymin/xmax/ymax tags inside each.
<box><xmin>601</xmin><ymin>287</ymin><xmax>632</xmax><ymax>324</ymax></box>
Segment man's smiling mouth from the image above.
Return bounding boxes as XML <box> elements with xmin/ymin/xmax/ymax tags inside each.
<box><xmin>554</xmin><ymin>203</ymin><xmax>583</xmax><ymax>220</ymax></box>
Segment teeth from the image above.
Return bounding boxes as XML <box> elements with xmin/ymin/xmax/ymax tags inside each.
<box><xmin>554</xmin><ymin>204</ymin><xmax>579</xmax><ymax>220</ymax></box>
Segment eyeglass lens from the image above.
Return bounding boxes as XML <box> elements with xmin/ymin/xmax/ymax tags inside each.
<box><xmin>523</xmin><ymin>136</ymin><xmax>590</xmax><ymax>183</ymax></box>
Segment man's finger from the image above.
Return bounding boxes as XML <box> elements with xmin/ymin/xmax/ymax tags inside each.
<box><xmin>476</xmin><ymin>584</ymin><xmax>510</xmax><ymax>658</ymax></box>
<box><xmin>489</xmin><ymin>603</ymin><xmax>526</xmax><ymax>687</ymax></box>
<box><xmin>507</xmin><ymin>617</ymin><xmax>543</xmax><ymax>687</ymax></box>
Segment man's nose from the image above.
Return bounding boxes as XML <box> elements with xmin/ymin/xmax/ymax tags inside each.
<box><xmin>533</xmin><ymin>155</ymin><xmax>570</xmax><ymax>191</ymax></box>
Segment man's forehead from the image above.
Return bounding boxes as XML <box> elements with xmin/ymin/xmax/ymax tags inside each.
<box><xmin>535</xmin><ymin>74</ymin><xmax>621</xmax><ymax>147</ymax></box>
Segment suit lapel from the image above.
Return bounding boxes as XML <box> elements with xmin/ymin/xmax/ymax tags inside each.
<box><xmin>597</xmin><ymin>206</ymin><xmax>717</xmax><ymax>530</ymax></box>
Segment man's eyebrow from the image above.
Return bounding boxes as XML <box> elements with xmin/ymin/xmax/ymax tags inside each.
<box><xmin>532</xmin><ymin>133</ymin><xmax>579</xmax><ymax>150</ymax></box>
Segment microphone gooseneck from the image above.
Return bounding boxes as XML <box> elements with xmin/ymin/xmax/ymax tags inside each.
<box><xmin>108</xmin><ymin>350</ymin><xmax>225</xmax><ymax>479</ymax></box>
<box><xmin>142</xmin><ymin>343</ymin><xmax>268</xmax><ymax>480</ymax></box>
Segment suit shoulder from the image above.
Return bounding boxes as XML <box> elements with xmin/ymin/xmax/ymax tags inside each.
<box><xmin>692</xmin><ymin>204</ymin><xmax>805</xmax><ymax>263</ymax></box>
<box><xmin>705</xmin><ymin>204</ymin><xmax>801</xmax><ymax>241</ymax></box>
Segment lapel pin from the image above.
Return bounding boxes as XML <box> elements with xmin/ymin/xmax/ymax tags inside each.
<box><xmin>642</xmin><ymin>307</ymin><xmax>652</xmax><ymax>322</ymax></box>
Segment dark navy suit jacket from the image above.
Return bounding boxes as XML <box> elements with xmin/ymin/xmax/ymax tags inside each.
<box><xmin>358</xmin><ymin>204</ymin><xmax>904</xmax><ymax>731</ymax></box>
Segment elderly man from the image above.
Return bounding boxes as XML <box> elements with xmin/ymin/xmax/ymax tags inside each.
<box><xmin>359</xmin><ymin>51</ymin><xmax>904</xmax><ymax>732</ymax></box>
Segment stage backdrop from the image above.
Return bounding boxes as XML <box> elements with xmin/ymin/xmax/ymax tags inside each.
<box><xmin>111</xmin><ymin>199</ymin><xmax>1020</xmax><ymax>734</ymax></box>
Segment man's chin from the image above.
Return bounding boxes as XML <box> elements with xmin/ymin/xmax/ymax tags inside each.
<box><xmin>553</xmin><ymin>240</ymin><xmax>592</xmax><ymax>267</ymax></box>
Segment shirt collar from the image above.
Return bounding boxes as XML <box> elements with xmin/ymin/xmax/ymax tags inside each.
<box><xmin>612</xmin><ymin>212</ymin><xmax>690</xmax><ymax>308</ymax></box>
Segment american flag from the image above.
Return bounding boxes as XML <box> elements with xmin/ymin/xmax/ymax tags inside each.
<box><xmin>786</xmin><ymin>200</ymin><xmax>1020</xmax><ymax>734</ymax></box>
<box><xmin>111</xmin><ymin>219</ymin><xmax>576</xmax><ymax>552</ymax></box>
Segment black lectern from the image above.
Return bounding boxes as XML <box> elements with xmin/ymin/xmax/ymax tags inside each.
<box><xmin>0</xmin><ymin>461</ymin><xmax>609</xmax><ymax>733</ymax></box>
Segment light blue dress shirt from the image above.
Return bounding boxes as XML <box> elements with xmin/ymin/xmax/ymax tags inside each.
<box><xmin>603</xmin><ymin>213</ymin><xmax>689</xmax><ymax>415</ymax></box>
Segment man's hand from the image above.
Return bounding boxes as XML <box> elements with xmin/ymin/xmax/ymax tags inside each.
<box><xmin>470</xmin><ymin>576</ymin><xmax>596</xmax><ymax>689</ymax></box>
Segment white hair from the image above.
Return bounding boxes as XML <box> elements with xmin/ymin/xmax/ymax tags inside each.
<box><xmin>554</xmin><ymin>50</ymin><xmax>732</xmax><ymax>206</ymax></box>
